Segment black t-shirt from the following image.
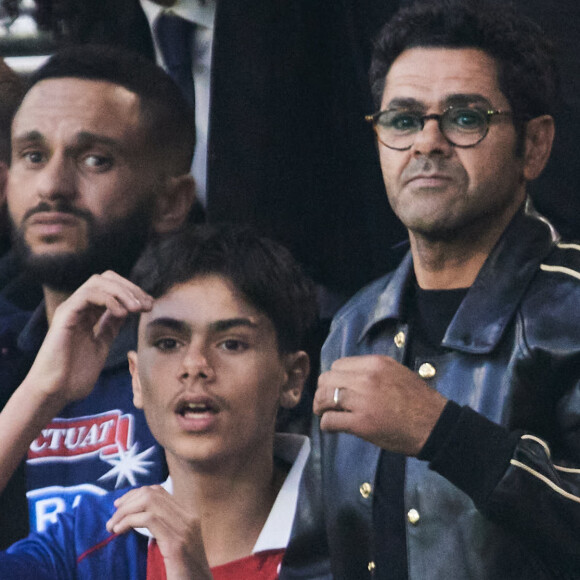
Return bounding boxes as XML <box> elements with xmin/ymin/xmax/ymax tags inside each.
<box><xmin>372</xmin><ymin>283</ymin><xmax>467</xmax><ymax>580</ymax></box>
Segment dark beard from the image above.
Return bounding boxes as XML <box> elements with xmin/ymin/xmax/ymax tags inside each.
<box><xmin>12</xmin><ymin>202</ymin><xmax>155</xmax><ymax>293</ymax></box>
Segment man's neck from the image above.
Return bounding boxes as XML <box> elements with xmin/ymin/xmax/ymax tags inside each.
<box><xmin>409</xmin><ymin>201</ymin><xmax>522</xmax><ymax>290</ymax></box>
<box><xmin>410</xmin><ymin>238</ymin><xmax>489</xmax><ymax>289</ymax></box>
<box><xmin>42</xmin><ymin>286</ymin><xmax>72</xmax><ymax>326</ymax></box>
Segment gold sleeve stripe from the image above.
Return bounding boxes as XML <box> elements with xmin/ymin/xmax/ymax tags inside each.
<box><xmin>557</xmin><ymin>243</ymin><xmax>580</xmax><ymax>251</ymax></box>
<box><xmin>540</xmin><ymin>264</ymin><xmax>580</xmax><ymax>281</ymax></box>
<box><xmin>521</xmin><ymin>434</ymin><xmax>551</xmax><ymax>456</ymax></box>
<box><xmin>520</xmin><ymin>434</ymin><xmax>580</xmax><ymax>473</ymax></box>
<box><xmin>510</xmin><ymin>459</ymin><xmax>580</xmax><ymax>504</ymax></box>
<box><xmin>554</xmin><ymin>465</ymin><xmax>580</xmax><ymax>474</ymax></box>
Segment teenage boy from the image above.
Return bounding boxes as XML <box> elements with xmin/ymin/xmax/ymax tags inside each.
<box><xmin>0</xmin><ymin>224</ymin><xmax>330</xmax><ymax>579</ymax></box>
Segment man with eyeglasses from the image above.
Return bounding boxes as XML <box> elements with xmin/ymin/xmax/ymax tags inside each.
<box><xmin>311</xmin><ymin>1</ymin><xmax>580</xmax><ymax>578</ymax></box>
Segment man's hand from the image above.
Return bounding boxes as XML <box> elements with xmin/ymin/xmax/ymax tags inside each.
<box><xmin>106</xmin><ymin>486</ymin><xmax>213</xmax><ymax>580</ymax></box>
<box><xmin>314</xmin><ymin>355</ymin><xmax>448</xmax><ymax>456</ymax></box>
<box><xmin>26</xmin><ymin>270</ymin><xmax>153</xmax><ymax>405</ymax></box>
<box><xmin>0</xmin><ymin>271</ymin><xmax>153</xmax><ymax>496</ymax></box>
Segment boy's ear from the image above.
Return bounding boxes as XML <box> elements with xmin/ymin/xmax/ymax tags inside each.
<box><xmin>279</xmin><ymin>351</ymin><xmax>310</xmax><ymax>410</ymax></box>
<box><xmin>152</xmin><ymin>174</ymin><xmax>196</xmax><ymax>234</ymax></box>
<box><xmin>127</xmin><ymin>350</ymin><xmax>144</xmax><ymax>410</ymax></box>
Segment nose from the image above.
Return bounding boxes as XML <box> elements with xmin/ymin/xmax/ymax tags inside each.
<box><xmin>179</xmin><ymin>343</ymin><xmax>215</xmax><ymax>382</ymax></box>
<box><xmin>411</xmin><ymin>117</ymin><xmax>453</xmax><ymax>158</ymax></box>
<box><xmin>36</xmin><ymin>152</ymin><xmax>77</xmax><ymax>202</ymax></box>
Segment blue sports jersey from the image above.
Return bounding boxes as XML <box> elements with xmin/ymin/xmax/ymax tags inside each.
<box><xmin>15</xmin><ymin>304</ymin><xmax>167</xmax><ymax>534</ymax></box>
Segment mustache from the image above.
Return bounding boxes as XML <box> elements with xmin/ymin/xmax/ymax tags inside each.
<box><xmin>22</xmin><ymin>201</ymin><xmax>93</xmax><ymax>223</ymax></box>
<box><xmin>401</xmin><ymin>156</ymin><xmax>454</xmax><ymax>181</ymax></box>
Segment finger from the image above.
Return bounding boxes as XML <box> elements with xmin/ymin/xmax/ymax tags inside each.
<box><xmin>107</xmin><ymin>487</ymin><xmax>158</xmax><ymax>531</ymax></box>
<box><xmin>318</xmin><ymin>408</ymin><xmax>358</xmax><ymax>434</ymax></box>
<box><xmin>108</xmin><ymin>490</ymin><xmax>186</xmax><ymax>538</ymax></box>
<box><xmin>86</xmin><ymin>273</ymin><xmax>153</xmax><ymax>314</ymax></box>
<box><xmin>113</xmin><ymin>486</ymin><xmax>162</xmax><ymax>514</ymax></box>
<box><xmin>314</xmin><ymin>371</ymin><xmax>353</xmax><ymax>415</ymax></box>
<box><xmin>107</xmin><ymin>510</ymin><xmax>164</xmax><ymax>536</ymax></box>
<box><xmin>111</xmin><ymin>486</ymin><xmax>176</xmax><ymax>520</ymax></box>
<box><xmin>99</xmin><ymin>271</ymin><xmax>154</xmax><ymax>310</ymax></box>
<box><xmin>61</xmin><ymin>275</ymin><xmax>152</xmax><ymax>322</ymax></box>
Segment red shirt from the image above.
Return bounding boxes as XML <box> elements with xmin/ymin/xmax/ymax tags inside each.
<box><xmin>147</xmin><ymin>540</ymin><xmax>285</xmax><ymax>580</ymax></box>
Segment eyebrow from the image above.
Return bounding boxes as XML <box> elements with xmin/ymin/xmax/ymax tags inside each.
<box><xmin>144</xmin><ymin>317</ymin><xmax>259</xmax><ymax>336</ymax></box>
<box><xmin>443</xmin><ymin>94</ymin><xmax>493</xmax><ymax>108</ymax></box>
<box><xmin>384</xmin><ymin>97</ymin><xmax>423</xmax><ymax>110</ymax></box>
<box><xmin>145</xmin><ymin>318</ymin><xmax>191</xmax><ymax>335</ymax></box>
<box><xmin>12</xmin><ymin>130</ymin><xmax>122</xmax><ymax>153</ymax></box>
<box><xmin>385</xmin><ymin>94</ymin><xmax>493</xmax><ymax>111</ymax></box>
<box><xmin>12</xmin><ymin>130</ymin><xmax>46</xmax><ymax>151</ymax></box>
<box><xmin>209</xmin><ymin>318</ymin><xmax>259</xmax><ymax>333</ymax></box>
<box><xmin>74</xmin><ymin>131</ymin><xmax>122</xmax><ymax>151</ymax></box>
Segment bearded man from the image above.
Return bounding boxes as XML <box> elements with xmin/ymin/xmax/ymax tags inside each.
<box><xmin>0</xmin><ymin>44</ymin><xmax>195</xmax><ymax>547</ymax></box>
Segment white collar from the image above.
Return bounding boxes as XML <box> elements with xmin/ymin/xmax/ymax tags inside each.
<box><xmin>136</xmin><ymin>433</ymin><xmax>310</xmax><ymax>554</ymax></box>
<box><xmin>140</xmin><ymin>0</ymin><xmax>215</xmax><ymax>29</ymax></box>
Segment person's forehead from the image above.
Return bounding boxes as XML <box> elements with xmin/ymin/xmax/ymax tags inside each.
<box><xmin>13</xmin><ymin>77</ymin><xmax>144</xmax><ymax>138</ymax></box>
<box><xmin>381</xmin><ymin>47</ymin><xmax>506</xmax><ymax>109</ymax></box>
<box><xmin>138</xmin><ymin>275</ymin><xmax>270</xmax><ymax>336</ymax></box>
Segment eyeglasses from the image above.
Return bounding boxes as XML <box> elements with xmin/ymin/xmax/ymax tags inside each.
<box><xmin>365</xmin><ymin>106</ymin><xmax>513</xmax><ymax>150</ymax></box>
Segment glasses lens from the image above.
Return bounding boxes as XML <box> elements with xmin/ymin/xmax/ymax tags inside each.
<box><xmin>377</xmin><ymin>110</ymin><xmax>422</xmax><ymax>150</ymax></box>
<box><xmin>441</xmin><ymin>108</ymin><xmax>487</xmax><ymax>146</ymax></box>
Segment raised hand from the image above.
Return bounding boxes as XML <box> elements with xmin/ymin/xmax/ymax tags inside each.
<box><xmin>314</xmin><ymin>355</ymin><xmax>447</xmax><ymax>456</ymax></box>
<box><xmin>0</xmin><ymin>271</ymin><xmax>153</xmax><ymax>494</ymax></box>
<box><xmin>26</xmin><ymin>270</ymin><xmax>153</xmax><ymax>404</ymax></box>
<box><xmin>107</xmin><ymin>486</ymin><xmax>213</xmax><ymax>580</ymax></box>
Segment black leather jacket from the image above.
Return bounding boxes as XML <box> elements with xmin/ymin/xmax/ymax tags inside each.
<box><xmin>316</xmin><ymin>203</ymin><xmax>580</xmax><ymax>579</ymax></box>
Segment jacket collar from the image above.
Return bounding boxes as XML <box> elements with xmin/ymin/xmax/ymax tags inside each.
<box><xmin>360</xmin><ymin>200</ymin><xmax>558</xmax><ymax>354</ymax></box>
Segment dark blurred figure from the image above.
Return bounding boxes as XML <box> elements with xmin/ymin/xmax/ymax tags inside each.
<box><xmin>1</xmin><ymin>0</ymin><xmax>19</xmax><ymax>20</ymax></box>
<box><xmin>518</xmin><ymin>2</ymin><xmax>580</xmax><ymax>240</ymax></box>
<box><xmin>0</xmin><ymin>53</ymin><xmax>27</xmax><ymax>554</ymax></box>
<box><xmin>0</xmin><ymin>58</ymin><xmax>25</xmax><ymax>257</ymax></box>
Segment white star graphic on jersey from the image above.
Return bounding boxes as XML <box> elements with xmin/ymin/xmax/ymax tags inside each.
<box><xmin>98</xmin><ymin>444</ymin><xmax>156</xmax><ymax>487</ymax></box>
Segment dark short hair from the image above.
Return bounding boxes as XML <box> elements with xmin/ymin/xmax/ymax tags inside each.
<box><xmin>26</xmin><ymin>44</ymin><xmax>195</xmax><ymax>174</ymax></box>
<box><xmin>370</xmin><ymin>0</ymin><xmax>560</xmax><ymax>127</ymax></box>
<box><xmin>131</xmin><ymin>224</ymin><xmax>319</xmax><ymax>353</ymax></box>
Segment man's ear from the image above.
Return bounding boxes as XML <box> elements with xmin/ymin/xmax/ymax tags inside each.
<box><xmin>279</xmin><ymin>351</ymin><xmax>310</xmax><ymax>410</ymax></box>
<box><xmin>522</xmin><ymin>115</ymin><xmax>555</xmax><ymax>181</ymax></box>
<box><xmin>127</xmin><ymin>350</ymin><xmax>144</xmax><ymax>410</ymax></box>
<box><xmin>152</xmin><ymin>174</ymin><xmax>196</xmax><ymax>234</ymax></box>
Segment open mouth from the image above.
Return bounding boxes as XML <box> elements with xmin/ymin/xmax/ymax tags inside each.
<box><xmin>177</xmin><ymin>401</ymin><xmax>218</xmax><ymax>417</ymax></box>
